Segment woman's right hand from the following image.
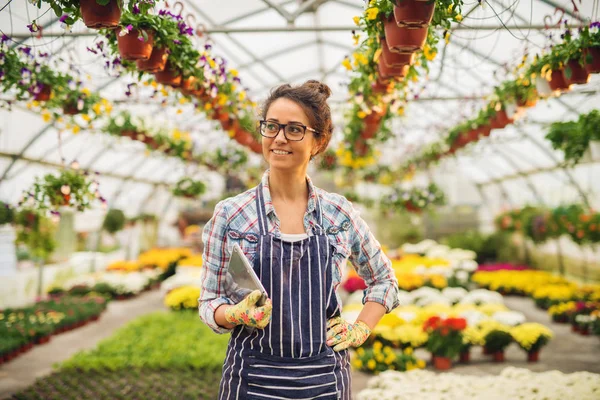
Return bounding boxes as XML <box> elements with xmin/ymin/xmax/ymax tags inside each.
<box><xmin>224</xmin><ymin>290</ymin><xmax>272</xmax><ymax>329</ymax></box>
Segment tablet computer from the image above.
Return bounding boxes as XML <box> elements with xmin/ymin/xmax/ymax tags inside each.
<box><xmin>229</xmin><ymin>243</ymin><xmax>268</xmax><ymax>306</ymax></box>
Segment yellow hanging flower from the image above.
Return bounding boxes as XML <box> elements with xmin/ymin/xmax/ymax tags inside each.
<box><xmin>353</xmin><ymin>34</ymin><xmax>360</xmax><ymax>46</ymax></box>
<box><xmin>423</xmin><ymin>44</ymin><xmax>437</xmax><ymax>61</ymax></box>
<box><xmin>353</xmin><ymin>16</ymin><xmax>360</xmax><ymax>25</ymax></box>
<box><xmin>238</xmin><ymin>91</ymin><xmax>246</xmax><ymax>101</ymax></box>
<box><xmin>365</xmin><ymin>7</ymin><xmax>379</xmax><ymax>20</ymax></box>
<box><xmin>41</xmin><ymin>111</ymin><xmax>51</xmax><ymax>122</ymax></box>
<box><xmin>179</xmin><ymin>97</ymin><xmax>188</xmax><ymax>105</ymax></box>
<box><xmin>455</xmin><ymin>14</ymin><xmax>463</xmax><ymax>22</ymax></box>
<box><xmin>176</xmin><ymin>109</ymin><xmax>183</xmax><ymax>114</ymax></box>
<box><xmin>81</xmin><ymin>114</ymin><xmax>91</xmax><ymax>122</ymax></box>
<box><xmin>357</xmin><ymin>110</ymin><xmax>367</xmax><ymax>119</ymax></box>
<box><xmin>342</xmin><ymin>57</ymin><xmax>352</xmax><ymax>70</ymax></box>
<box><xmin>72</xmin><ymin>125</ymin><xmax>81</xmax><ymax>134</ymax></box>
<box><xmin>81</xmin><ymin>88</ymin><xmax>91</xmax><ymax>96</ymax></box>
<box><xmin>445</xmin><ymin>31</ymin><xmax>451</xmax><ymax>44</ymax></box>
<box><xmin>447</xmin><ymin>4</ymin><xmax>453</xmax><ymax>13</ymax></box>
<box><xmin>230</xmin><ymin>69</ymin><xmax>238</xmax><ymax>77</ymax></box>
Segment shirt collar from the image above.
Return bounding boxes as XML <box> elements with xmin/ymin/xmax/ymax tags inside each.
<box><xmin>260</xmin><ymin>169</ymin><xmax>318</xmax><ymax>218</ymax></box>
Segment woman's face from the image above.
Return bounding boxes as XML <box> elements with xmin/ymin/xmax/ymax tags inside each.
<box><xmin>262</xmin><ymin>98</ymin><xmax>320</xmax><ymax>172</ymax></box>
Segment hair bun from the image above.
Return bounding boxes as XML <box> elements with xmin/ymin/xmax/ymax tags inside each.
<box><xmin>303</xmin><ymin>80</ymin><xmax>332</xmax><ymax>99</ymax></box>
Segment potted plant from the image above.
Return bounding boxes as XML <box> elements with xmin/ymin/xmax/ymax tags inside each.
<box><xmin>102</xmin><ymin>209</ymin><xmax>126</xmax><ymax>235</ymax></box>
<box><xmin>172</xmin><ymin>178</ymin><xmax>206</xmax><ymax>199</ymax></box>
<box><xmin>23</xmin><ymin>168</ymin><xmax>102</xmax><ymax>213</ymax></box>
<box><xmin>34</xmin><ymin>0</ymin><xmax>122</xmax><ymax>29</ymax></box>
<box><xmin>115</xmin><ymin>10</ymin><xmax>159</xmax><ymax>61</ymax></box>
<box><xmin>14</xmin><ymin>208</ymin><xmax>57</xmax><ymax>263</ymax></box>
<box><xmin>578</xmin><ymin>22</ymin><xmax>600</xmax><ymax>74</ymax></box>
<box><xmin>483</xmin><ymin>329</ymin><xmax>512</xmax><ymax>362</ymax></box>
<box><xmin>422</xmin><ymin>316</ymin><xmax>467</xmax><ymax>370</ymax></box>
<box><xmin>393</xmin><ymin>0</ymin><xmax>436</xmax><ymax>28</ymax></box>
<box><xmin>510</xmin><ymin>323</ymin><xmax>553</xmax><ymax>362</ymax></box>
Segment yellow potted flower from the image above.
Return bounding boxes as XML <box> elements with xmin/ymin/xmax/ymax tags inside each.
<box><xmin>510</xmin><ymin>323</ymin><xmax>553</xmax><ymax>362</ymax></box>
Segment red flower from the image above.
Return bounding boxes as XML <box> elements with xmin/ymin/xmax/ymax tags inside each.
<box><xmin>444</xmin><ymin>317</ymin><xmax>467</xmax><ymax>331</ymax></box>
<box><xmin>423</xmin><ymin>316</ymin><xmax>441</xmax><ymax>331</ymax></box>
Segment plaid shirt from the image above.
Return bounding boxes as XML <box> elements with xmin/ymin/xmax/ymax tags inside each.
<box><xmin>199</xmin><ymin>170</ymin><xmax>399</xmax><ymax>333</ymax></box>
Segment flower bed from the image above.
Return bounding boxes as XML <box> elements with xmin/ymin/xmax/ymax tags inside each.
<box><xmin>356</xmin><ymin>367</ymin><xmax>600</xmax><ymax>399</ymax></box>
<box><xmin>0</xmin><ymin>295</ymin><xmax>107</xmax><ymax>365</ymax></box>
<box><xmin>50</xmin><ymin>270</ymin><xmax>162</xmax><ymax>299</ymax></box>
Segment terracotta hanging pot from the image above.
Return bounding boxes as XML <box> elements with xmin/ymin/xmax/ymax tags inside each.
<box><xmin>63</xmin><ymin>102</ymin><xmax>79</xmax><ymax>115</ymax></box>
<box><xmin>117</xmin><ymin>28</ymin><xmax>154</xmax><ymax>61</ymax></box>
<box><xmin>136</xmin><ymin>47</ymin><xmax>168</xmax><ymax>72</ymax></box>
<box><xmin>249</xmin><ymin>140</ymin><xmax>263</xmax><ymax>154</ymax></box>
<box><xmin>378</xmin><ymin>59</ymin><xmax>409</xmax><ymax>79</ymax></box>
<box><xmin>80</xmin><ymin>0</ymin><xmax>121</xmax><ymax>29</ymax></box>
<box><xmin>234</xmin><ymin>129</ymin><xmax>253</xmax><ymax>146</ymax></box>
<box><xmin>354</xmin><ymin>137</ymin><xmax>369</xmax><ymax>157</ymax></box>
<box><xmin>563</xmin><ymin>59</ymin><xmax>590</xmax><ymax>85</ymax></box>
<box><xmin>33</xmin><ymin>84</ymin><xmax>52</xmax><ymax>101</ymax></box>
<box><xmin>548</xmin><ymin>69</ymin><xmax>570</xmax><ymax>92</ymax></box>
<box><xmin>393</xmin><ymin>0</ymin><xmax>435</xmax><ymax>28</ymax></box>
<box><xmin>490</xmin><ymin>109</ymin><xmax>513</xmax><ymax>130</ymax></box>
<box><xmin>583</xmin><ymin>47</ymin><xmax>600</xmax><ymax>74</ymax></box>
<box><xmin>180</xmin><ymin>76</ymin><xmax>202</xmax><ymax>96</ymax></box>
<box><xmin>372</xmin><ymin>77</ymin><xmax>390</xmax><ymax>95</ymax></box>
<box><xmin>154</xmin><ymin>63</ymin><xmax>182</xmax><ymax>87</ymax></box>
<box><xmin>380</xmin><ymin>38</ymin><xmax>415</xmax><ymax>68</ymax></box>
<box><xmin>362</xmin><ymin>113</ymin><xmax>382</xmax><ymax>139</ymax></box>
<box><xmin>384</xmin><ymin>15</ymin><xmax>428</xmax><ymax>54</ymax></box>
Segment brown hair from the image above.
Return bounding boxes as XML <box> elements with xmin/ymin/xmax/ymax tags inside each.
<box><xmin>260</xmin><ymin>80</ymin><xmax>333</xmax><ymax>155</ymax></box>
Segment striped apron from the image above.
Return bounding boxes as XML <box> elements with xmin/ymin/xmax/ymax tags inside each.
<box><xmin>218</xmin><ymin>183</ymin><xmax>352</xmax><ymax>400</ymax></box>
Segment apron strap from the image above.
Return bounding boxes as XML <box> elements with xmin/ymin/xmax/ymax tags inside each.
<box><xmin>256</xmin><ymin>183</ymin><xmax>268</xmax><ymax>236</ymax></box>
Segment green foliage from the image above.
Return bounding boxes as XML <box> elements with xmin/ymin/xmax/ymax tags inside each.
<box><xmin>483</xmin><ymin>330</ymin><xmax>512</xmax><ymax>352</ymax></box>
<box><xmin>546</xmin><ymin>110</ymin><xmax>600</xmax><ymax>164</ymax></box>
<box><xmin>14</xmin><ymin>209</ymin><xmax>56</xmax><ymax>262</ymax></box>
<box><xmin>441</xmin><ymin>230</ymin><xmax>512</xmax><ymax>264</ymax></box>
<box><xmin>172</xmin><ymin>178</ymin><xmax>207</xmax><ymax>199</ymax></box>
<box><xmin>380</xmin><ymin>183</ymin><xmax>446</xmax><ymax>214</ymax></box>
<box><xmin>102</xmin><ymin>209</ymin><xmax>126</xmax><ymax>234</ymax></box>
<box><xmin>0</xmin><ymin>201</ymin><xmax>14</xmax><ymax>225</ymax></box>
<box><xmin>60</xmin><ymin>311</ymin><xmax>230</xmax><ymax>371</ymax></box>
<box><xmin>25</xmin><ymin>168</ymin><xmax>99</xmax><ymax>212</ymax></box>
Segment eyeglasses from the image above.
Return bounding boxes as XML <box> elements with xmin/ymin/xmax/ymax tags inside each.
<box><xmin>258</xmin><ymin>120</ymin><xmax>319</xmax><ymax>141</ymax></box>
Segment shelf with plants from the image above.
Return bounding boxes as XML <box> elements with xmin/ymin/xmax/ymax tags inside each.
<box><xmin>545</xmin><ymin>109</ymin><xmax>600</xmax><ymax>165</ymax></box>
<box><xmin>397</xmin><ymin>21</ymin><xmax>600</xmax><ymax>174</ymax></box>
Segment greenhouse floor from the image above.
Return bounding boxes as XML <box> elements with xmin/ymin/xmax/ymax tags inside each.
<box><xmin>1</xmin><ymin>293</ymin><xmax>599</xmax><ymax>399</ymax></box>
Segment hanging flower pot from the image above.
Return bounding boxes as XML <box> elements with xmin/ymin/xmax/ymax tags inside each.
<box><xmin>180</xmin><ymin>76</ymin><xmax>204</xmax><ymax>97</ymax></box>
<box><xmin>355</xmin><ymin>137</ymin><xmax>369</xmax><ymax>157</ymax></box>
<box><xmin>362</xmin><ymin>114</ymin><xmax>381</xmax><ymax>139</ymax></box>
<box><xmin>383</xmin><ymin>15</ymin><xmax>428</xmax><ymax>54</ymax></box>
<box><xmin>548</xmin><ymin>69</ymin><xmax>570</xmax><ymax>92</ymax></box>
<box><xmin>490</xmin><ymin>109</ymin><xmax>513</xmax><ymax>130</ymax></box>
<box><xmin>433</xmin><ymin>355</ymin><xmax>452</xmax><ymax>370</ymax></box>
<box><xmin>80</xmin><ymin>0</ymin><xmax>121</xmax><ymax>29</ymax></box>
<box><xmin>535</xmin><ymin>76</ymin><xmax>553</xmax><ymax>97</ymax></box>
<box><xmin>233</xmin><ymin>129</ymin><xmax>253</xmax><ymax>146</ymax></box>
<box><xmin>117</xmin><ymin>28</ymin><xmax>154</xmax><ymax>61</ymax></box>
<box><xmin>583</xmin><ymin>47</ymin><xmax>600</xmax><ymax>74</ymax></box>
<box><xmin>527</xmin><ymin>350</ymin><xmax>540</xmax><ymax>362</ymax></box>
<box><xmin>380</xmin><ymin>38</ymin><xmax>415</xmax><ymax>68</ymax></box>
<box><xmin>378</xmin><ymin>59</ymin><xmax>409</xmax><ymax>79</ymax></box>
<box><xmin>154</xmin><ymin>63</ymin><xmax>182</xmax><ymax>87</ymax></box>
<box><xmin>393</xmin><ymin>0</ymin><xmax>435</xmax><ymax>28</ymax></box>
<box><xmin>63</xmin><ymin>102</ymin><xmax>80</xmax><ymax>115</ymax></box>
<box><xmin>249</xmin><ymin>140</ymin><xmax>263</xmax><ymax>154</ymax></box>
<box><xmin>563</xmin><ymin>59</ymin><xmax>590</xmax><ymax>85</ymax></box>
<box><xmin>136</xmin><ymin>47</ymin><xmax>168</xmax><ymax>72</ymax></box>
<box><xmin>372</xmin><ymin>78</ymin><xmax>390</xmax><ymax>95</ymax></box>
<box><xmin>34</xmin><ymin>84</ymin><xmax>52</xmax><ymax>101</ymax></box>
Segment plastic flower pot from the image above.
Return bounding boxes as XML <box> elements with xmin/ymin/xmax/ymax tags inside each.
<box><xmin>136</xmin><ymin>47</ymin><xmax>168</xmax><ymax>72</ymax></box>
<box><xmin>117</xmin><ymin>28</ymin><xmax>154</xmax><ymax>61</ymax></box>
<box><xmin>393</xmin><ymin>0</ymin><xmax>435</xmax><ymax>28</ymax></box>
<box><xmin>459</xmin><ymin>350</ymin><xmax>470</xmax><ymax>363</ymax></box>
<box><xmin>154</xmin><ymin>64</ymin><xmax>182</xmax><ymax>87</ymax></box>
<box><xmin>383</xmin><ymin>15</ymin><xmax>427</xmax><ymax>54</ymax></box>
<box><xmin>548</xmin><ymin>69</ymin><xmax>569</xmax><ymax>92</ymax></box>
<box><xmin>380</xmin><ymin>38</ymin><xmax>416</xmax><ymax>68</ymax></box>
<box><xmin>80</xmin><ymin>0</ymin><xmax>121</xmax><ymax>29</ymax></box>
<box><xmin>372</xmin><ymin>77</ymin><xmax>391</xmax><ymax>94</ymax></box>
<box><xmin>433</xmin><ymin>356</ymin><xmax>452</xmax><ymax>370</ymax></box>
<box><xmin>527</xmin><ymin>350</ymin><xmax>539</xmax><ymax>362</ymax></box>
<box><xmin>483</xmin><ymin>346</ymin><xmax>492</xmax><ymax>355</ymax></box>
<box><xmin>583</xmin><ymin>47</ymin><xmax>600</xmax><ymax>74</ymax></box>
<box><xmin>378</xmin><ymin>59</ymin><xmax>409</xmax><ymax>79</ymax></box>
<box><xmin>34</xmin><ymin>84</ymin><xmax>52</xmax><ymax>101</ymax></box>
<box><xmin>563</xmin><ymin>59</ymin><xmax>590</xmax><ymax>85</ymax></box>
<box><xmin>493</xmin><ymin>351</ymin><xmax>505</xmax><ymax>362</ymax></box>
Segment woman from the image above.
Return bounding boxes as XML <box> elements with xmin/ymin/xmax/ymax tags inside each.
<box><xmin>199</xmin><ymin>80</ymin><xmax>399</xmax><ymax>400</ymax></box>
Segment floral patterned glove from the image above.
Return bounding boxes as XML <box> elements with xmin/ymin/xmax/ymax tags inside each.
<box><xmin>326</xmin><ymin>316</ymin><xmax>371</xmax><ymax>351</ymax></box>
<box><xmin>224</xmin><ymin>290</ymin><xmax>272</xmax><ymax>329</ymax></box>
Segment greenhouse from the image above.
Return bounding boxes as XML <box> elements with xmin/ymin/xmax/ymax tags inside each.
<box><xmin>0</xmin><ymin>0</ymin><xmax>599</xmax><ymax>398</ymax></box>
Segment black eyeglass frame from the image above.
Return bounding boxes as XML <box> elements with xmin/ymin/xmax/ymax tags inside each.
<box><xmin>258</xmin><ymin>120</ymin><xmax>319</xmax><ymax>141</ymax></box>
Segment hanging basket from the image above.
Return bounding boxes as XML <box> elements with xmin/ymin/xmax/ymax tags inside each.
<box><xmin>34</xmin><ymin>84</ymin><xmax>52</xmax><ymax>101</ymax></box>
<box><xmin>136</xmin><ymin>47</ymin><xmax>168</xmax><ymax>72</ymax></box>
<box><xmin>372</xmin><ymin>77</ymin><xmax>390</xmax><ymax>94</ymax></box>
<box><xmin>548</xmin><ymin>69</ymin><xmax>570</xmax><ymax>92</ymax></box>
<box><xmin>383</xmin><ymin>15</ymin><xmax>427</xmax><ymax>54</ymax></box>
<box><xmin>583</xmin><ymin>46</ymin><xmax>600</xmax><ymax>74</ymax></box>
<box><xmin>80</xmin><ymin>0</ymin><xmax>121</xmax><ymax>29</ymax></box>
<box><xmin>117</xmin><ymin>28</ymin><xmax>154</xmax><ymax>61</ymax></box>
<box><xmin>393</xmin><ymin>0</ymin><xmax>435</xmax><ymax>28</ymax></box>
<box><xmin>378</xmin><ymin>59</ymin><xmax>409</xmax><ymax>79</ymax></box>
<box><xmin>490</xmin><ymin>109</ymin><xmax>513</xmax><ymax>130</ymax></box>
<box><xmin>563</xmin><ymin>59</ymin><xmax>590</xmax><ymax>85</ymax></box>
<box><xmin>180</xmin><ymin>76</ymin><xmax>204</xmax><ymax>97</ymax></box>
<box><xmin>361</xmin><ymin>113</ymin><xmax>382</xmax><ymax>139</ymax></box>
<box><xmin>154</xmin><ymin>63</ymin><xmax>182</xmax><ymax>87</ymax></box>
<box><xmin>380</xmin><ymin>38</ymin><xmax>415</xmax><ymax>68</ymax></box>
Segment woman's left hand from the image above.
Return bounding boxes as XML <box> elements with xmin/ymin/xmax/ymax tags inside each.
<box><xmin>326</xmin><ymin>316</ymin><xmax>371</xmax><ymax>351</ymax></box>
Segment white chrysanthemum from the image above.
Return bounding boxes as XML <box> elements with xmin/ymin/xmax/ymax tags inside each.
<box><xmin>492</xmin><ymin>311</ymin><xmax>526</xmax><ymax>326</ymax></box>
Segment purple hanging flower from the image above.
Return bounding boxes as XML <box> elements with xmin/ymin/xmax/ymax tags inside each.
<box><xmin>27</xmin><ymin>22</ymin><xmax>39</xmax><ymax>33</ymax></box>
<box><xmin>87</xmin><ymin>46</ymin><xmax>98</xmax><ymax>54</ymax></box>
<box><xmin>173</xmin><ymin>39</ymin><xmax>181</xmax><ymax>45</ymax></box>
<box><xmin>1</xmin><ymin>34</ymin><xmax>9</xmax><ymax>43</ymax></box>
<box><xmin>59</xmin><ymin>14</ymin><xmax>68</xmax><ymax>23</ymax></box>
<box><xmin>204</xmin><ymin>43</ymin><xmax>212</xmax><ymax>50</ymax></box>
<box><xmin>590</xmin><ymin>21</ymin><xmax>600</xmax><ymax>29</ymax></box>
<box><xmin>132</xmin><ymin>4</ymin><xmax>140</xmax><ymax>14</ymax></box>
<box><xmin>19</xmin><ymin>47</ymin><xmax>32</xmax><ymax>55</ymax></box>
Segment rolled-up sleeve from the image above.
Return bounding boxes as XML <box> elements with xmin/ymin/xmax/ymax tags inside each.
<box><xmin>198</xmin><ymin>200</ymin><xmax>235</xmax><ymax>334</ymax></box>
<box><xmin>346</xmin><ymin>200</ymin><xmax>399</xmax><ymax>313</ymax></box>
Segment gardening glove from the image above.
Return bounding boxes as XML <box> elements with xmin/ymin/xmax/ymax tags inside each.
<box><xmin>326</xmin><ymin>316</ymin><xmax>371</xmax><ymax>352</ymax></box>
<box><xmin>224</xmin><ymin>290</ymin><xmax>272</xmax><ymax>329</ymax></box>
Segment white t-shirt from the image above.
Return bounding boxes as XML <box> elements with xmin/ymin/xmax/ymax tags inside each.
<box><xmin>279</xmin><ymin>233</ymin><xmax>309</xmax><ymax>242</ymax></box>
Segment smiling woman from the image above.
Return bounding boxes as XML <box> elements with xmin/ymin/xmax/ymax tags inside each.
<box><xmin>198</xmin><ymin>79</ymin><xmax>400</xmax><ymax>400</ymax></box>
